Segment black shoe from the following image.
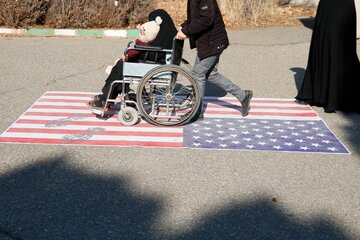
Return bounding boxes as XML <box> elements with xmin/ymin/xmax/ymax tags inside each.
<box><xmin>91</xmin><ymin>94</ymin><xmax>103</xmax><ymax>101</ymax></box>
<box><xmin>240</xmin><ymin>90</ymin><xmax>253</xmax><ymax>117</ymax></box>
<box><xmin>88</xmin><ymin>99</ymin><xmax>106</xmax><ymax>108</ymax></box>
<box><xmin>294</xmin><ymin>99</ymin><xmax>309</xmax><ymax>105</ymax></box>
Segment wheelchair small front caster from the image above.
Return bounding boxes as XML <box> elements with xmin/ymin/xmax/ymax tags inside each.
<box><xmin>118</xmin><ymin>107</ymin><xmax>138</xmax><ymax>126</ymax></box>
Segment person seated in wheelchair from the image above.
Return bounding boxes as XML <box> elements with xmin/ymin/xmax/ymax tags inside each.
<box><xmin>88</xmin><ymin>9</ymin><xmax>178</xmax><ymax>109</ymax></box>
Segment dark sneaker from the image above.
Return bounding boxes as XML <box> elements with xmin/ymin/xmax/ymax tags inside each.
<box><xmin>240</xmin><ymin>90</ymin><xmax>253</xmax><ymax>117</ymax></box>
<box><xmin>91</xmin><ymin>94</ymin><xmax>103</xmax><ymax>101</ymax></box>
<box><xmin>88</xmin><ymin>99</ymin><xmax>106</xmax><ymax>108</ymax></box>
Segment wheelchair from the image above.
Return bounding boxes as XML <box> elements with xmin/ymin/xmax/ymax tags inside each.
<box><xmin>90</xmin><ymin>38</ymin><xmax>201</xmax><ymax>127</ymax></box>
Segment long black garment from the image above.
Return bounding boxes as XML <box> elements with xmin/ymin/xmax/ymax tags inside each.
<box><xmin>296</xmin><ymin>0</ymin><xmax>360</xmax><ymax>113</ymax></box>
<box><xmin>101</xmin><ymin>9</ymin><xmax>177</xmax><ymax>100</ymax></box>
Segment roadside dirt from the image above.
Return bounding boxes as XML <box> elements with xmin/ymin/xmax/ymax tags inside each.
<box><xmin>155</xmin><ymin>1</ymin><xmax>317</xmax><ymax>29</ymax></box>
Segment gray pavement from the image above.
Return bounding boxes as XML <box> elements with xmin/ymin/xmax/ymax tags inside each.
<box><xmin>0</xmin><ymin>25</ymin><xmax>360</xmax><ymax>239</ymax></box>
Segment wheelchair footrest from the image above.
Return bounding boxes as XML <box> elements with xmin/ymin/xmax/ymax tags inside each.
<box><xmin>90</xmin><ymin>107</ymin><xmax>116</xmax><ymax>117</ymax></box>
<box><xmin>90</xmin><ymin>108</ymin><xmax>105</xmax><ymax>116</ymax></box>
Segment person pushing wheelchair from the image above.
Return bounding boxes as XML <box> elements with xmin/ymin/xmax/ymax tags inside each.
<box><xmin>176</xmin><ymin>0</ymin><xmax>253</xmax><ymax>119</ymax></box>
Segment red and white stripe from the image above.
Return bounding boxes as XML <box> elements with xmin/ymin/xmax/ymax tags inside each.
<box><xmin>0</xmin><ymin>91</ymin><xmax>183</xmax><ymax>147</ymax></box>
<box><xmin>0</xmin><ymin>91</ymin><xmax>320</xmax><ymax>146</ymax></box>
<box><xmin>203</xmin><ymin>97</ymin><xmax>319</xmax><ymax>120</ymax></box>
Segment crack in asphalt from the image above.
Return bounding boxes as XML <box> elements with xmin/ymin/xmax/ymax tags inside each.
<box><xmin>0</xmin><ymin>65</ymin><xmax>106</xmax><ymax>99</ymax></box>
<box><xmin>231</xmin><ymin>40</ymin><xmax>310</xmax><ymax>47</ymax></box>
<box><xmin>45</xmin><ymin>65</ymin><xmax>106</xmax><ymax>87</ymax></box>
<box><xmin>0</xmin><ymin>87</ymin><xmax>26</xmax><ymax>97</ymax></box>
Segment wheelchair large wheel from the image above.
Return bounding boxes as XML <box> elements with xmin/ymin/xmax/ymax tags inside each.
<box><xmin>136</xmin><ymin>65</ymin><xmax>200</xmax><ymax>126</ymax></box>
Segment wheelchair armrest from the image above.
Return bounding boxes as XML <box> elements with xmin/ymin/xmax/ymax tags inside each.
<box><xmin>124</xmin><ymin>45</ymin><xmax>172</xmax><ymax>57</ymax></box>
<box><xmin>133</xmin><ymin>45</ymin><xmax>163</xmax><ymax>51</ymax></box>
<box><xmin>127</xmin><ymin>40</ymin><xmax>135</xmax><ymax>48</ymax></box>
<box><xmin>123</xmin><ymin>44</ymin><xmax>172</xmax><ymax>64</ymax></box>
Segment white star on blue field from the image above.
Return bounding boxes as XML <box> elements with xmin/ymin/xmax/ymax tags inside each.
<box><xmin>184</xmin><ymin>118</ymin><xmax>349</xmax><ymax>154</ymax></box>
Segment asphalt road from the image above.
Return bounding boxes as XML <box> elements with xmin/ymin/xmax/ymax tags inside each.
<box><xmin>0</xmin><ymin>25</ymin><xmax>360</xmax><ymax>239</ymax></box>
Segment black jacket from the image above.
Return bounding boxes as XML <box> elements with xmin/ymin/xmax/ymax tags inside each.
<box><xmin>181</xmin><ymin>0</ymin><xmax>229</xmax><ymax>60</ymax></box>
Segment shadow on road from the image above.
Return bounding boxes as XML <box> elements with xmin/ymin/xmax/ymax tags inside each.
<box><xmin>299</xmin><ymin>17</ymin><xmax>316</xmax><ymax>30</ymax></box>
<box><xmin>201</xmin><ymin>82</ymin><xmax>228</xmax><ymax>115</ymax></box>
<box><xmin>341</xmin><ymin>113</ymin><xmax>360</xmax><ymax>155</ymax></box>
<box><xmin>0</xmin><ymin>155</ymin><xmax>351</xmax><ymax>239</ymax></box>
<box><xmin>178</xmin><ymin>199</ymin><xmax>348</xmax><ymax>240</ymax></box>
<box><xmin>290</xmin><ymin>67</ymin><xmax>305</xmax><ymax>92</ymax></box>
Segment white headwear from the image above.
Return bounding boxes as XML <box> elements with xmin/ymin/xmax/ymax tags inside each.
<box><xmin>138</xmin><ymin>16</ymin><xmax>163</xmax><ymax>42</ymax></box>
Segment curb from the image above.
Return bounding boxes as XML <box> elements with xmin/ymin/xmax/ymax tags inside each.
<box><xmin>0</xmin><ymin>27</ymin><xmax>140</xmax><ymax>38</ymax></box>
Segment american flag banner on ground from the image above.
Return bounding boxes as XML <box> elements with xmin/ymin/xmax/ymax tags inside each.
<box><xmin>0</xmin><ymin>91</ymin><xmax>350</xmax><ymax>154</ymax></box>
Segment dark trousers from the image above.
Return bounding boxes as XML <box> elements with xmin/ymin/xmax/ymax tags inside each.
<box><xmin>101</xmin><ymin>60</ymin><xmax>129</xmax><ymax>100</ymax></box>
